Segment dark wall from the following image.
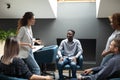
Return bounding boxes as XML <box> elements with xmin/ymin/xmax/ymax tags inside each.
<box><xmin>0</xmin><ymin>2</ymin><xmax>113</xmax><ymax>67</ymax></box>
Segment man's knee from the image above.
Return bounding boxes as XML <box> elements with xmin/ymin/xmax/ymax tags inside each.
<box><xmin>71</xmin><ymin>61</ymin><xmax>76</xmax><ymax>65</ymax></box>
<box><xmin>57</xmin><ymin>61</ymin><xmax>64</xmax><ymax>68</ymax></box>
<box><xmin>70</xmin><ymin>62</ymin><xmax>77</xmax><ymax>68</ymax></box>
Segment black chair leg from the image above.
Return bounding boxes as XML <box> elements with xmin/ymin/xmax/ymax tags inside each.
<box><xmin>69</xmin><ymin>70</ymin><xmax>71</xmax><ymax>78</ymax></box>
<box><xmin>62</xmin><ymin>70</ymin><xmax>72</xmax><ymax>79</ymax></box>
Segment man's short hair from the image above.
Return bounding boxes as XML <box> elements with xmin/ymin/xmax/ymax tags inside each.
<box><xmin>68</xmin><ymin>29</ymin><xmax>75</xmax><ymax>35</ymax></box>
<box><xmin>113</xmin><ymin>38</ymin><xmax>120</xmax><ymax>52</ymax></box>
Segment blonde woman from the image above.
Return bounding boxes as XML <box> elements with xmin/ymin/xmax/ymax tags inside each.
<box><xmin>0</xmin><ymin>36</ymin><xmax>52</xmax><ymax>80</ymax></box>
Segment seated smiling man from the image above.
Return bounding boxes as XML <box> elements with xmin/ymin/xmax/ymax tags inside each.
<box><xmin>57</xmin><ymin>29</ymin><xmax>83</xmax><ymax>80</ymax></box>
<box><xmin>78</xmin><ymin>38</ymin><xmax>120</xmax><ymax>80</ymax></box>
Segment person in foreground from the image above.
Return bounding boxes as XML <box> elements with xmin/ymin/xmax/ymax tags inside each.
<box><xmin>57</xmin><ymin>29</ymin><xmax>83</xmax><ymax>79</ymax></box>
<box><xmin>0</xmin><ymin>36</ymin><xmax>52</xmax><ymax>80</ymax></box>
<box><xmin>78</xmin><ymin>38</ymin><xmax>120</xmax><ymax>80</ymax></box>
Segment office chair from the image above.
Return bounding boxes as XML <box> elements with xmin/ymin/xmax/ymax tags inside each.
<box><xmin>34</xmin><ymin>45</ymin><xmax>58</xmax><ymax>79</ymax></box>
<box><xmin>56</xmin><ymin>54</ymin><xmax>83</xmax><ymax>78</ymax></box>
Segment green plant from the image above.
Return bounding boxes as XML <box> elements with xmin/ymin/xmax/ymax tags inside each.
<box><xmin>0</xmin><ymin>29</ymin><xmax>16</xmax><ymax>41</ymax></box>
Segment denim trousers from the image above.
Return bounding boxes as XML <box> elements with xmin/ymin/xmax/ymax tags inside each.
<box><xmin>23</xmin><ymin>50</ymin><xmax>41</xmax><ymax>75</ymax></box>
<box><xmin>57</xmin><ymin>57</ymin><xmax>77</xmax><ymax>79</ymax></box>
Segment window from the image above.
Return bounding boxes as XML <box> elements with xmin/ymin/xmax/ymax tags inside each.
<box><xmin>57</xmin><ymin>0</ymin><xmax>96</xmax><ymax>2</ymax></box>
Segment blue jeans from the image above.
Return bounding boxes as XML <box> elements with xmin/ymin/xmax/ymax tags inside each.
<box><xmin>23</xmin><ymin>50</ymin><xmax>41</xmax><ymax>75</ymax></box>
<box><xmin>57</xmin><ymin>57</ymin><xmax>77</xmax><ymax>79</ymax></box>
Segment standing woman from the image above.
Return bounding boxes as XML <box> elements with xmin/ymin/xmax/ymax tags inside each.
<box><xmin>101</xmin><ymin>13</ymin><xmax>120</xmax><ymax>65</ymax></box>
<box><xmin>17</xmin><ymin>12</ymin><xmax>41</xmax><ymax>75</ymax></box>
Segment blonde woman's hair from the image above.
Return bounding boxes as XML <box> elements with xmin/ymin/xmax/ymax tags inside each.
<box><xmin>1</xmin><ymin>36</ymin><xmax>19</xmax><ymax>64</ymax></box>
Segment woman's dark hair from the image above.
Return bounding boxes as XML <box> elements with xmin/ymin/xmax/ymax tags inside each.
<box><xmin>112</xmin><ymin>13</ymin><xmax>120</xmax><ymax>28</ymax></box>
<box><xmin>1</xmin><ymin>36</ymin><xmax>19</xmax><ymax>64</ymax></box>
<box><xmin>17</xmin><ymin>12</ymin><xmax>34</xmax><ymax>34</ymax></box>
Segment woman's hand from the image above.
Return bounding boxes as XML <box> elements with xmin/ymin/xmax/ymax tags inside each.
<box><xmin>101</xmin><ymin>50</ymin><xmax>111</xmax><ymax>57</ymax></box>
<box><xmin>28</xmin><ymin>43</ymin><xmax>35</xmax><ymax>49</ymax></box>
<box><xmin>35</xmin><ymin>40</ymin><xmax>42</xmax><ymax>45</ymax></box>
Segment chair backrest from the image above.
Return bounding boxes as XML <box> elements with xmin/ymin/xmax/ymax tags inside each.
<box><xmin>34</xmin><ymin>45</ymin><xmax>58</xmax><ymax>64</ymax></box>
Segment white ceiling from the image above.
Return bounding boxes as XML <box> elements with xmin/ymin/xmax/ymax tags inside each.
<box><xmin>0</xmin><ymin>0</ymin><xmax>119</xmax><ymax>19</ymax></box>
<box><xmin>96</xmin><ymin>0</ymin><xmax>120</xmax><ymax>18</ymax></box>
<box><xmin>0</xmin><ymin>0</ymin><xmax>57</xmax><ymax>19</ymax></box>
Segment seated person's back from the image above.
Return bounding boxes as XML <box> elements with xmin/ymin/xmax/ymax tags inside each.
<box><xmin>0</xmin><ymin>36</ymin><xmax>52</xmax><ymax>80</ymax></box>
<box><xmin>0</xmin><ymin>57</ymin><xmax>32</xmax><ymax>79</ymax></box>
